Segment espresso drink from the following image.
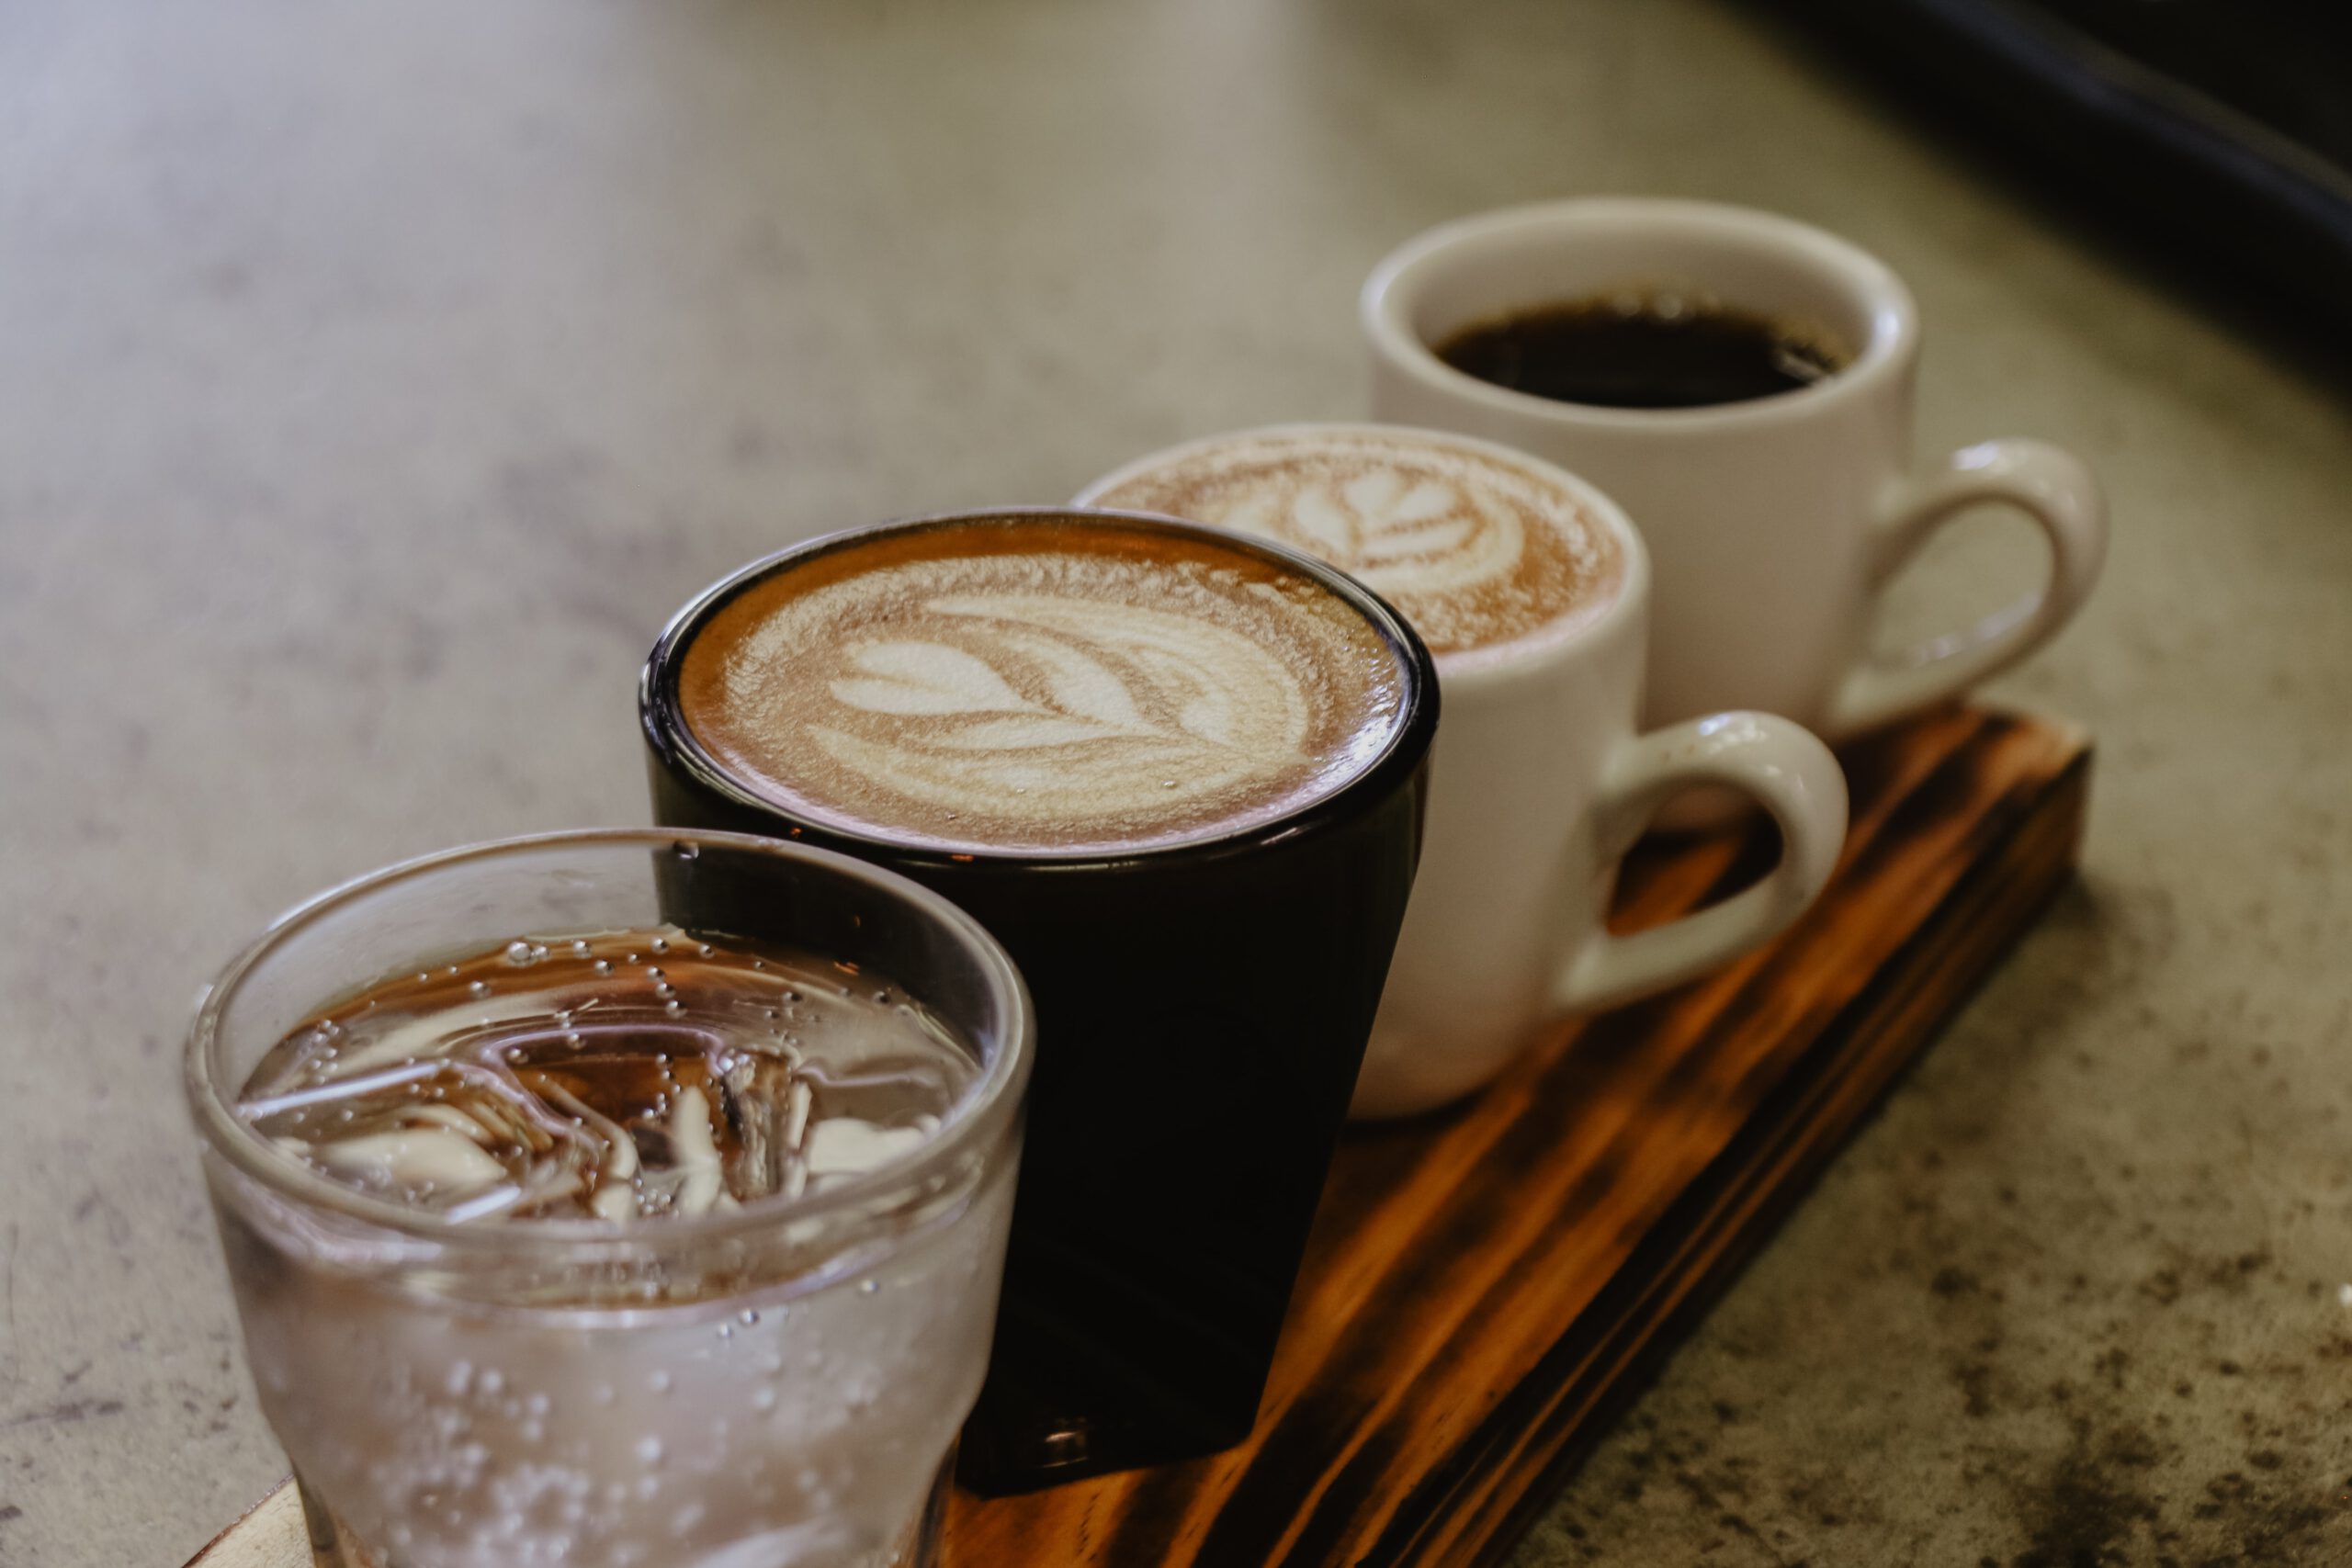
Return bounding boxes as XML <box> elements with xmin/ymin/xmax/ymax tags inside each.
<box><xmin>675</xmin><ymin>520</ymin><xmax>1408</xmax><ymax>855</ymax></box>
<box><xmin>1435</xmin><ymin>294</ymin><xmax>1849</xmax><ymax>409</ymax></box>
<box><xmin>242</xmin><ymin>928</ymin><xmax>973</xmax><ymax>1222</ymax></box>
<box><xmin>644</xmin><ymin>511</ymin><xmax>1439</xmax><ymax>1492</ymax></box>
<box><xmin>1083</xmin><ymin>426</ymin><xmax>1624</xmax><ymax>664</ymax></box>
<box><xmin>226</xmin><ymin>926</ymin><xmax>1007</xmax><ymax>1567</ymax></box>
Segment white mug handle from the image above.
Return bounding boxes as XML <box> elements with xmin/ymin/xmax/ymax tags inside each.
<box><xmin>1554</xmin><ymin>712</ymin><xmax>1848</xmax><ymax>1016</ymax></box>
<box><xmin>1827</xmin><ymin>438</ymin><xmax>2108</xmax><ymax>736</ymax></box>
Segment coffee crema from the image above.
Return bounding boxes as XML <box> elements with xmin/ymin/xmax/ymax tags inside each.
<box><xmin>1083</xmin><ymin>428</ymin><xmax>1623</xmax><ymax>660</ymax></box>
<box><xmin>673</xmin><ymin>516</ymin><xmax>1411</xmax><ymax>856</ymax></box>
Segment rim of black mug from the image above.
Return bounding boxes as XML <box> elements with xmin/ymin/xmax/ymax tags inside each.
<box><xmin>640</xmin><ymin>506</ymin><xmax>1442</xmax><ymax>872</ymax></box>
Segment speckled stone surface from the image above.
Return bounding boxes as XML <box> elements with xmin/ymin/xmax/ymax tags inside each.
<box><xmin>2</xmin><ymin>2</ymin><xmax>2347</xmax><ymax>1563</ymax></box>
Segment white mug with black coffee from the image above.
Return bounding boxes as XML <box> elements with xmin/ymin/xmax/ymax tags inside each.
<box><xmin>1363</xmin><ymin>198</ymin><xmax>2109</xmax><ymax>742</ymax></box>
<box><xmin>1080</xmin><ymin>425</ymin><xmax>1849</xmax><ymax>1118</ymax></box>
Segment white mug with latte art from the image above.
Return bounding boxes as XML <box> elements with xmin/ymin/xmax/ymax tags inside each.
<box><xmin>1363</xmin><ymin>198</ymin><xmax>2109</xmax><ymax>743</ymax></box>
<box><xmin>1080</xmin><ymin>424</ymin><xmax>1849</xmax><ymax>1118</ymax></box>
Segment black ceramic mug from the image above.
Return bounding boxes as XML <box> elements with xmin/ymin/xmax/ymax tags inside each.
<box><xmin>640</xmin><ymin>508</ymin><xmax>1438</xmax><ymax>1493</ymax></box>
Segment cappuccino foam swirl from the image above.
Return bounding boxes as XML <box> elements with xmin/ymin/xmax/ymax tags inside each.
<box><xmin>1082</xmin><ymin>429</ymin><xmax>1623</xmax><ymax>660</ymax></box>
<box><xmin>675</xmin><ymin>523</ymin><xmax>1409</xmax><ymax>854</ymax></box>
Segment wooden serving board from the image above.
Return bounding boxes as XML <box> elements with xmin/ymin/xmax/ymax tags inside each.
<box><xmin>189</xmin><ymin>707</ymin><xmax>2090</xmax><ymax>1568</ymax></box>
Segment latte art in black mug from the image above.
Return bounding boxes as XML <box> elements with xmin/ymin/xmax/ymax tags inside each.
<box><xmin>645</xmin><ymin>509</ymin><xmax>1440</xmax><ymax>1491</ymax></box>
<box><xmin>675</xmin><ymin>520</ymin><xmax>1409</xmax><ymax>854</ymax></box>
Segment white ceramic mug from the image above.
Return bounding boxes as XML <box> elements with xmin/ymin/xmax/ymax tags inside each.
<box><xmin>1078</xmin><ymin>424</ymin><xmax>1849</xmax><ymax>1119</ymax></box>
<box><xmin>1363</xmin><ymin>198</ymin><xmax>2109</xmax><ymax>740</ymax></box>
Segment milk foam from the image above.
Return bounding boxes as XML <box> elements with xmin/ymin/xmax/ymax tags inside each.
<box><xmin>1083</xmin><ymin>430</ymin><xmax>1623</xmax><ymax>659</ymax></box>
<box><xmin>676</xmin><ymin>525</ymin><xmax>1408</xmax><ymax>854</ymax></box>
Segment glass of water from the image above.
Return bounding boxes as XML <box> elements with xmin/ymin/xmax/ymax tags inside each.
<box><xmin>185</xmin><ymin>829</ymin><xmax>1031</xmax><ymax>1568</ymax></box>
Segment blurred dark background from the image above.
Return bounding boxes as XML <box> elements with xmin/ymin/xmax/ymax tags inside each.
<box><xmin>1766</xmin><ymin>0</ymin><xmax>2352</xmax><ymax>351</ymax></box>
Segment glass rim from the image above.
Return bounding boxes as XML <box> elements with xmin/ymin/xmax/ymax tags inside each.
<box><xmin>638</xmin><ymin>505</ymin><xmax>1442</xmax><ymax>868</ymax></box>
<box><xmin>184</xmin><ymin>827</ymin><xmax>1034</xmax><ymax>1252</ymax></box>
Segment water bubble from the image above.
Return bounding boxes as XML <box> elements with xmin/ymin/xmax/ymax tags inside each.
<box><xmin>416</xmin><ymin>972</ymin><xmax>432</xmax><ymax>985</ymax></box>
<box><xmin>650</xmin><ymin>937</ymin><xmax>670</xmax><ymax>955</ymax></box>
<box><xmin>626</xmin><ymin>953</ymin><xmax>641</xmax><ymax>964</ymax></box>
<box><xmin>466</xmin><ymin>980</ymin><xmax>490</xmax><ymax>998</ymax></box>
<box><xmin>671</xmin><ymin>841</ymin><xmax>700</xmax><ymax>862</ymax></box>
<box><xmin>503</xmin><ymin>941</ymin><xmax>537</xmax><ymax>966</ymax></box>
<box><xmin>716</xmin><ymin>1322</ymin><xmax>734</xmax><ymax>1340</ymax></box>
<box><xmin>564</xmin><ymin>1032</ymin><xmax>582</xmax><ymax>1049</ymax></box>
<box><xmin>1162</xmin><ymin>779</ymin><xmax>1177</xmax><ymax>789</ymax></box>
<box><xmin>697</xmin><ymin>943</ymin><xmax>714</xmax><ymax>959</ymax></box>
<box><xmin>857</xmin><ymin>1279</ymin><xmax>879</xmax><ymax>1296</ymax></box>
<box><xmin>664</xmin><ymin>999</ymin><xmax>684</xmax><ymax>1016</ymax></box>
<box><xmin>571</xmin><ymin>939</ymin><xmax>593</xmax><ymax>957</ymax></box>
<box><xmin>739</xmin><ymin>1309</ymin><xmax>759</xmax><ymax>1326</ymax></box>
<box><xmin>636</xmin><ymin>1436</ymin><xmax>664</xmax><ymax>1466</ymax></box>
<box><xmin>593</xmin><ymin>960</ymin><xmax>612</xmax><ymax>976</ymax></box>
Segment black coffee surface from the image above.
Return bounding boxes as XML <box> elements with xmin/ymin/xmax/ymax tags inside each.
<box><xmin>1436</xmin><ymin>295</ymin><xmax>1849</xmax><ymax>410</ymax></box>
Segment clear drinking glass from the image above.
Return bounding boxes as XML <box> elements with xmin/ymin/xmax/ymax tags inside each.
<box><xmin>185</xmin><ymin>829</ymin><xmax>1032</xmax><ymax>1568</ymax></box>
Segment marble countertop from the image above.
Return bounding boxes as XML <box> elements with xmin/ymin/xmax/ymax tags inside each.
<box><xmin>4</xmin><ymin>1</ymin><xmax>2346</xmax><ymax>1562</ymax></box>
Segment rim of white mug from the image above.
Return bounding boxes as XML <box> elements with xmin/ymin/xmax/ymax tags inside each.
<box><xmin>1363</xmin><ymin>197</ymin><xmax>1919</xmax><ymax>436</ymax></box>
<box><xmin>1074</xmin><ymin>420</ymin><xmax>1652</xmax><ymax>690</ymax></box>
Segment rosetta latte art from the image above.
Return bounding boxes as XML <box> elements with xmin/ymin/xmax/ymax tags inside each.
<box><xmin>1220</xmin><ymin>468</ymin><xmax>1529</xmax><ymax>604</ymax></box>
<box><xmin>677</xmin><ymin>536</ymin><xmax>1408</xmax><ymax>855</ymax></box>
<box><xmin>1086</xmin><ymin>430</ymin><xmax>1622</xmax><ymax>658</ymax></box>
<box><xmin>810</xmin><ymin>593</ymin><xmax>1313</xmax><ymax>828</ymax></box>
